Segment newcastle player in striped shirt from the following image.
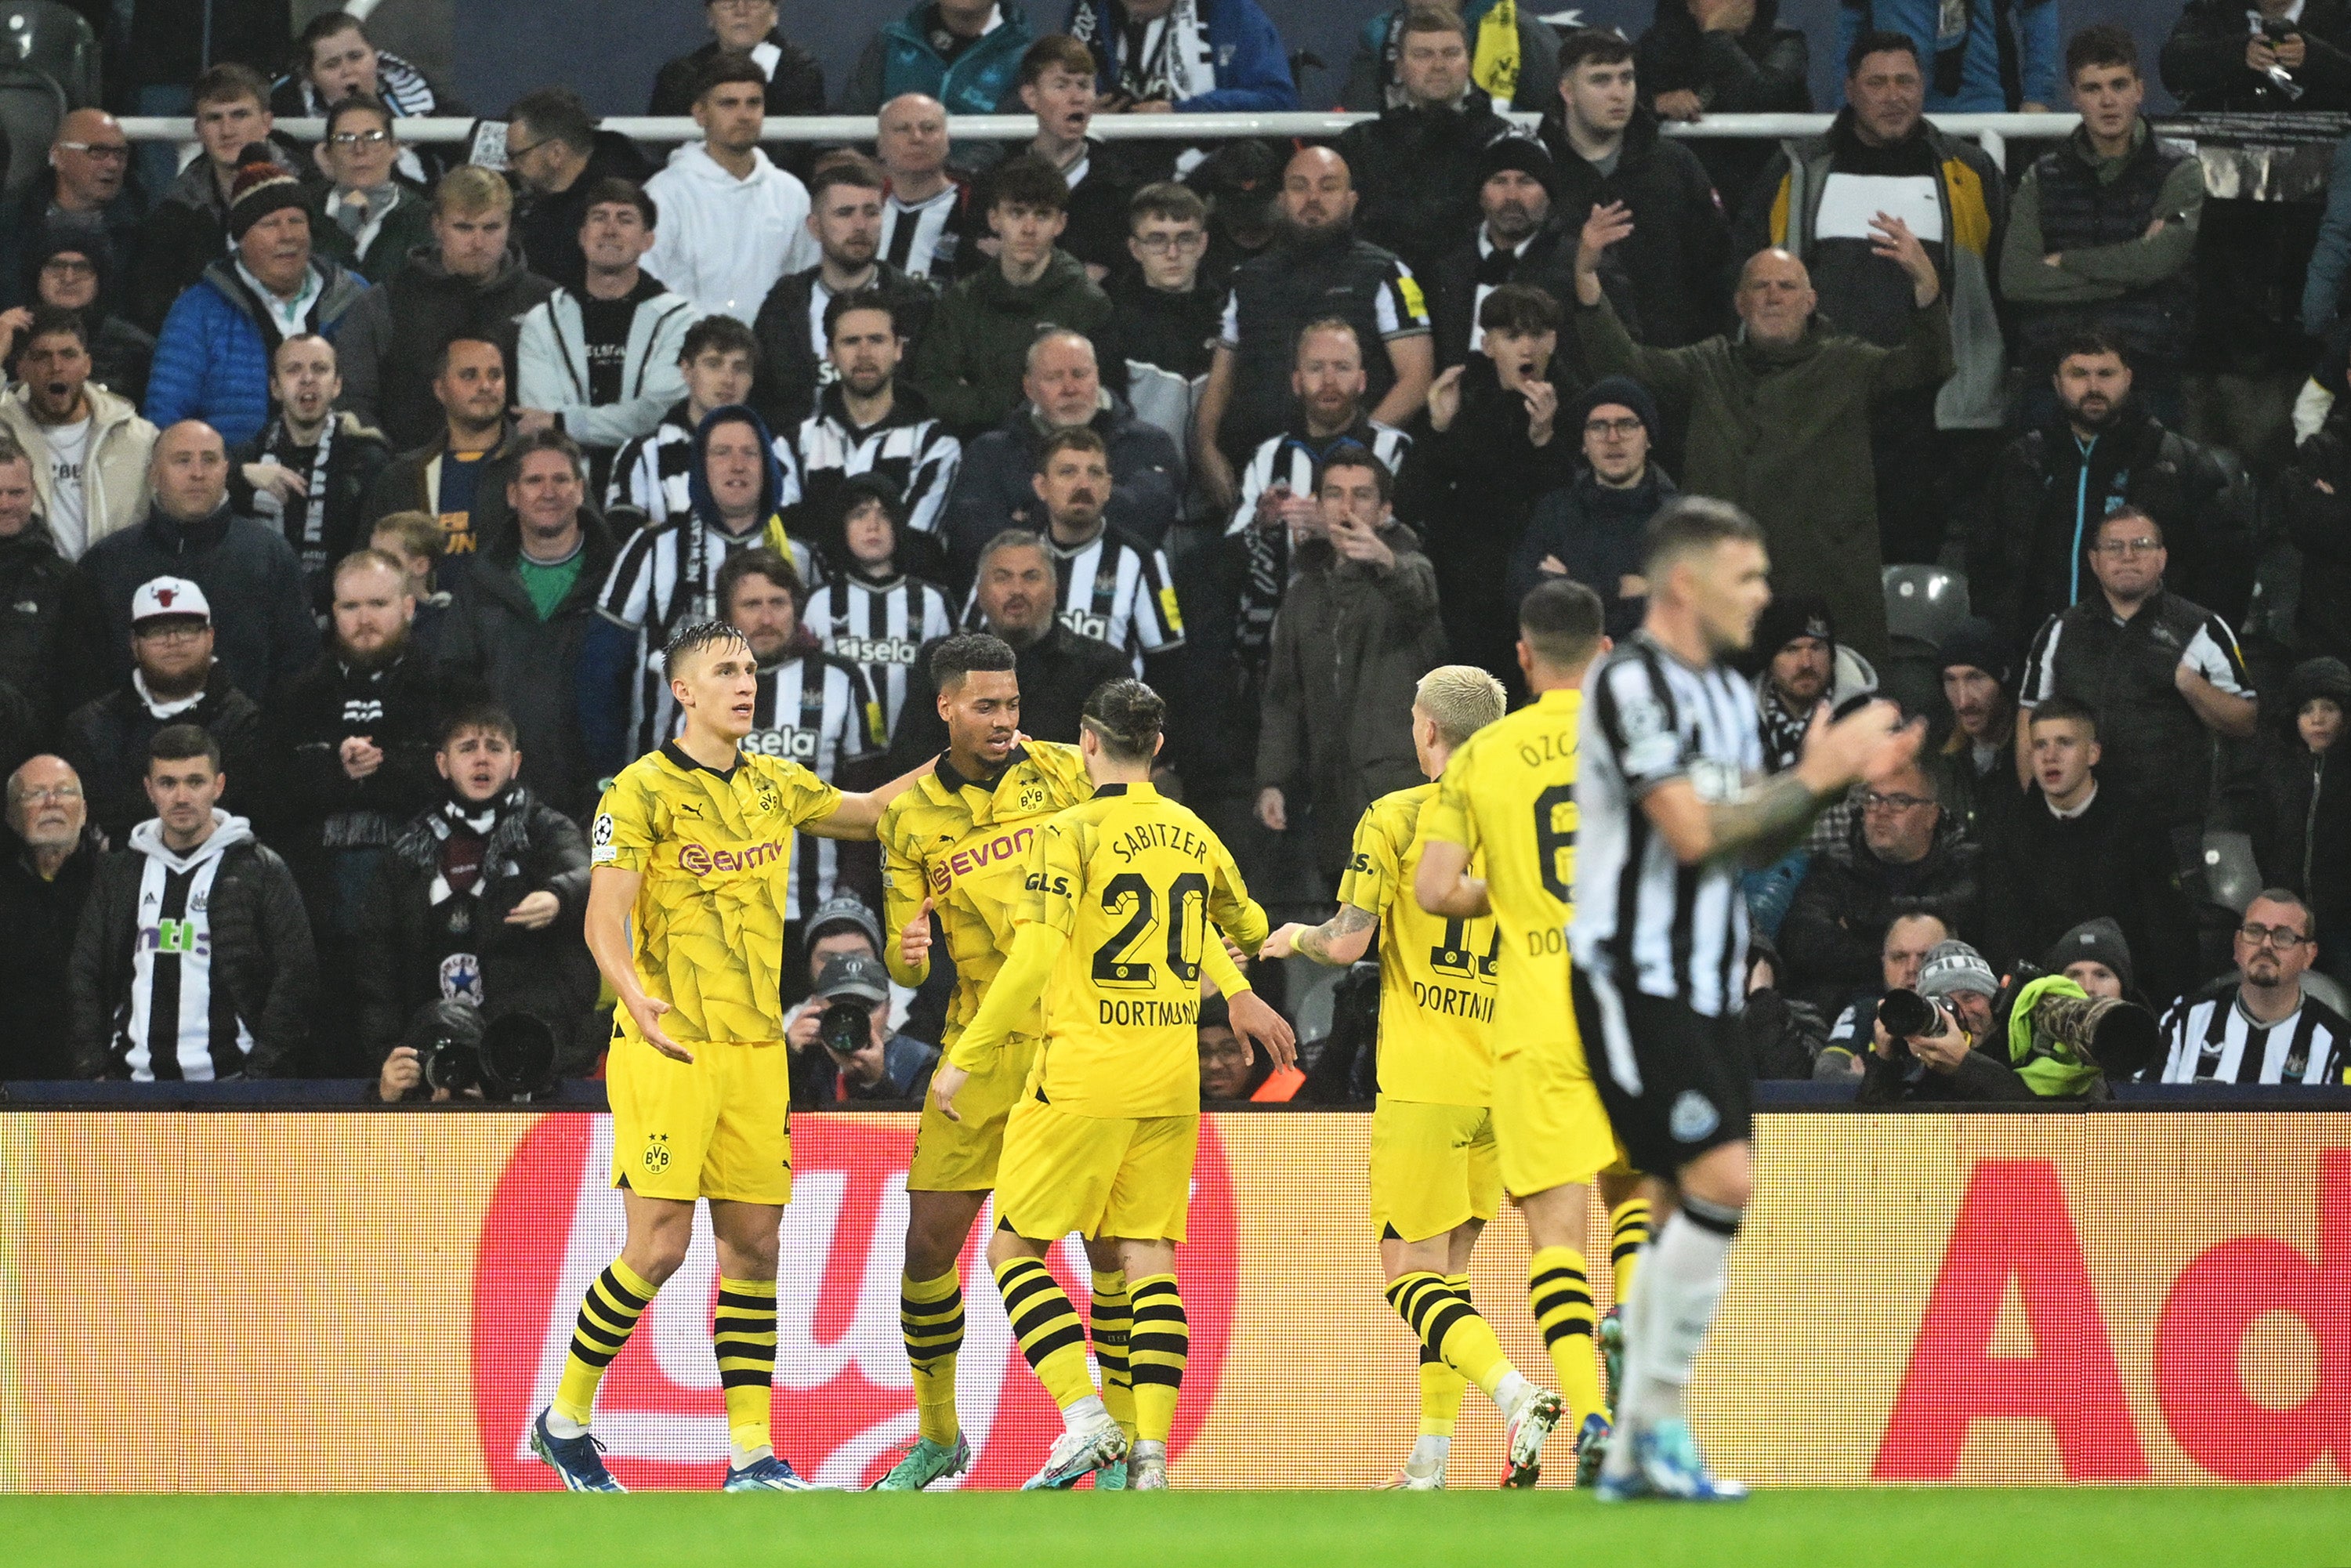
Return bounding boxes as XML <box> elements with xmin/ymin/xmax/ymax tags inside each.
<box><xmin>961</xmin><ymin>428</ymin><xmax>1183</xmax><ymax>673</ymax></box>
<box><xmin>2158</xmin><ymin>890</ymin><xmax>2348</xmax><ymax>1085</ymax></box>
<box><xmin>718</xmin><ymin>549</ymin><xmax>886</xmax><ymax>928</ymax></box>
<box><xmin>803</xmin><ymin>476</ymin><xmax>955</xmax><ymax>744</ymax></box>
<box><xmin>1574</xmin><ymin>499</ymin><xmax>1921</xmax><ymax>1501</ymax></box>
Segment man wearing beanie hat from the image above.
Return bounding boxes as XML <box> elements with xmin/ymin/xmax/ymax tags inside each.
<box><xmin>2252</xmin><ymin>657</ymin><xmax>2351</xmax><ymax>982</ymax></box>
<box><xmin>146</xmin><ymin>148</ymin><xmax>371</xmax><ymax>448</ymax></box>
<box><xmin>1744</xmin><ymin>593</ymin><xmax>1856</xmax><ymax>775</ymax></box>
<box><xmin>1334</xmin><ymin>6</ymin><xmax>1515</xmax><ymax>279</ymax></box>
<box><xmin>1508</xmin><ymin>371</ymin><xmax>1675</xmax><ymax>643</ymax></box>
<box><xmin>1429</xmin><ymin>135</ymin><xmax>1607</xmax><ymax>373</ymax></box>
<box><xmin>2045</xmin><ymin>917</ymin><xmax>2141</xmax><ymax>1005</ymax></box>
<box><xmin>1930</xmin><ymin>614</ymin><xmax>2024</xmax><ymax>842</ymax></box>
<box><xmin>1858</xmin><ymin>937</ymin><xmax>2047</xmax><ymax>1103</ymax></box>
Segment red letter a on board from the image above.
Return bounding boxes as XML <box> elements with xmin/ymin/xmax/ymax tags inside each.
<box><xmin>1873</xmin><ymin>1158</ymin><xmax>2147</xmax><ymax>1479</ymax></box>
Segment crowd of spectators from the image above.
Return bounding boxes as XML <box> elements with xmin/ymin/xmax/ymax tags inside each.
<box><xmin>1</xmin><ymin>0</ymin><xmax>2347</xmax><ymax>1103</ymax></box>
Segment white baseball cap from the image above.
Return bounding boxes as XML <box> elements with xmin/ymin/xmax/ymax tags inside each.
<box><xmin>131</xmin><ymin>576</ymin><xmax>211</xmax><ymax>625</ymax></box>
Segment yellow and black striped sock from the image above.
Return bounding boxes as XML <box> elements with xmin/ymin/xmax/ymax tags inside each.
<box><xmin>714</xmin><ymin>1276</ymin><xmax>778</xmax><ymax>1464</ymax></box>
<box><xmin>993</xmin><ymin>1255</ymin><xmax>1097</xmax><ymax>1410</ymax></box>
<box><xmin>1128</xmin><ymin>1273</ymin><xmax>1189</xmax><ymax>1443</ymax></box>
<box><xmin>1610</xmin><ymin>1199</ymin><xmax>1652</xmax><ymax>1309</ymax></box>
<box><xmin>1529</xmin><ymin>1246</ymin><xmax>1603</xmax><ymax>1433</ymax></box>
<box><xmin>1418</xmin><ymin>1342</ymin><xmax>1465</xmax><ymax>1437</ymax></box>
<box><xmin>1089</xmin><ymin>1269</ymin><xmax>1135</xmax><ymax>1443</ymax></box>
<box><xmin>1386</xmin><ymin>1270</ymin><xmax>1513</xmax><ymax>1399</ymax></box>
<box><xmin>552</xmin><ymin>1258</ymin><xmax>657</xmax><ymax>1428</ymax></box>
<box><xmin>900</xmin><ymin>1270</ymin><xmax>965</xmax><ymax>1447</ymax></box>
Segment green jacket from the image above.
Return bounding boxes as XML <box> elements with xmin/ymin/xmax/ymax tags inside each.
<box><xmin>1574</xmin><ymin>292</ymin><xmax>1954</xmax><ymax>666</ymax></box>
<box><xmin>908</xmin><ymin>248</ymin><xmax>1113</xmax><ymax>436</ymax></box>
<box><xmin>2002</xmin><ymin>974</ymin><xmax>2106</xmax><ymax>1099</ymax></box>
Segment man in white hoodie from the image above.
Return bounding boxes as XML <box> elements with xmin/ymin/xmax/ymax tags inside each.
<box><xmin>67</xmin><ymin>723</ymin><xmax>316</xmax><ymax>1079</ymax></box>
<box><xmin>645</xmin><ymin>56</ymin><xmax>818</xmax><ymax>324</ymax></box>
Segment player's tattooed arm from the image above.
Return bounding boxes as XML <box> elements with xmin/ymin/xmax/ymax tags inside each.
<box><xmin>1641</xmin><ymin>771</ymin><xmax>1826</xmax><ymax>870</ymax></box>
<box><xmin>1263</xmin><ymin>904</ymin><xmax>1377</xmax><ymax>965</ymax></box>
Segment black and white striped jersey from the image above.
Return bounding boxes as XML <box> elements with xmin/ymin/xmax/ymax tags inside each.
<box><xmin>596</xmin><ymin>518</ymin><xmax>824</xmax><ymax>757</ymax></box>
<box><xmin>961</xmin><ymin>524</ymin><xmax>1185</xmax><ymax>672</ymax></box>
<box><xmin>1572</xmin><ymin>635</ymin><xmax>1763</xmax><ymax>1020</ymax></box>
<box><xmin>606</xmin><ymin>401</ymin><xmax>805</xmax><ymax>526</ymax></box>
<box><xmin>791</xmin><ymin>390</ymin><xmax>962</xmax><ymax>542</ymax></box>
<box><xmin>1222</xmin><ymin>420</ymin><xmax>1414</xmax><ymax>537</ymax></box>
<box><xmin>724</xmin><ymin>651</ymin><xmax>886</xmax><ymax>922</ymax></box>
<box><xmin>2157</xmin><ymin>990</ymin><xmax>2349</xmax><ymax>1085</ymax></box>
<box><xmin>880</xmin><ymin>183</ymin><xmax>968</xmax><ymax>281</ymax></box>
<box><xmin>806</xmin><ymin>574</ymin><xmax>955</xmax><ymax>741</ymax></box>
<box><xmin>114</xmin><ymin>817</ymin><xmax>259</xmax><ymax>1081</ymax></box>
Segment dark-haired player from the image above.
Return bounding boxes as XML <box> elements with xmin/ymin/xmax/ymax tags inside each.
<box><xmin>868</xmin><ymin>632</ymin><xmax>1112</xmax><ymax>1491</ymax></box>
<box><xmin>531</xmin><ymin>618</ymin><xmax>931</xmax><ymax>1494</ymax></box>
<box><xmin>1575</xmin><ymin>498</ymin><xmax>1918</xmax><ymax>1501</ymax></box>
<box><xmin>931</xmin><ymin>680</ymin><xmax>1294</xmax><ymax>1491</ymax></box>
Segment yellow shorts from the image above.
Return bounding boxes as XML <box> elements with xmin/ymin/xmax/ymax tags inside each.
<box><xmin>907</xmin><ymin>1032</ymin><xmax>1041</xmax><ymax>1192</ymax></box>
<box><xmin>1368</xmin><ymin>1096</ymin><xmax>1501</xmax><ymax>1244</ymax></box>
<box><xmin>607</xmin><ymin>1034</ymin><xmax>793</xmax><ymax>1205</ymax></box>
<box><xmin>994</xmin><ymin>1095</ymin><xmax>1198</xmax><ymax>1244</ymax></box>
<box><xmin>1494</xmin><ymin>1030</ymin><xmax>1631</xmax><ymax>1199</ymax></box>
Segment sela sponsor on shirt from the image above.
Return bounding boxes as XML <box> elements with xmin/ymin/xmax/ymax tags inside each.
<box><xmin>829</xmin><ymin>632</ymin><xmax>925</xmax><ymax>668</ymax></box>
<box><xmin>741</xmin><ymin>723</ymin><xmax>820</xmax><ymax>762</ymax></box>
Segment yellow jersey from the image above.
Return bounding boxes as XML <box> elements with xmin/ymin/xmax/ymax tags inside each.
<box><xmin>1016</xmin><ymin>781</ymin><xmax>1268</xmax><ymax>1119</ymax></box>
<box><xmin>1419</xmin><ymin>687</ymin><xmax>1581</xmax><ymax>1059</ymax></box>
<box><xmin>1335</xmin><ymin>783</ymin><xmax>1497</xmax><ymax>1106</ymax></box>
<box><xmin>592</xmin><ymin>741</ymin><xmax>844</xmax><ymax>1045</ymax></box>
<box><xmin>878</xmin><ymin>741</ymin><xmax>1094</xmax><ymax>1037</ymax></box>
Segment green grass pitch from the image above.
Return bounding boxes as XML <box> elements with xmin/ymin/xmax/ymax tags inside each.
<box><xmin>7</xmin><ymin>1490</ymin><xmax>2347</xmax><ymax>1567</ymax></box>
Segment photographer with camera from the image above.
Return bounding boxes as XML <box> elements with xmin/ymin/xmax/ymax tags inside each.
<box><xmin>364</xmin><ymin>701</ymin><xmax>597</xmax><ymax>1104</ymax></box>
<box><xmin>1860</xmin><ymin>936</ymin><xmax>2158</xmax><ymax>1103</ymax></box>
<box><xmin>787</xmin><ymin>951</ymin><xmax>938</xmax><ymax>1108</ymax></box>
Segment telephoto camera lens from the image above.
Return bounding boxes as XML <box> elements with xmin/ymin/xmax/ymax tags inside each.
<box><xmin>818</xmin><ymin>1000</ymin><xmax>871</xmax><ymax>1057</ymax></box>
<box><xmin>1875</xmin><ymin>987</ymin><xmax>1938</xmax><ymax>1041</ymax></box>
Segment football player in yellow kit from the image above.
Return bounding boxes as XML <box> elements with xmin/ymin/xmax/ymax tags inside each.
<box><xmin>532</xmin><ymin>620</ymin><xmax>929</xmax><ymax>1494</ymax></box>
<box><xmin>1264</xmin><ymin>665</ymin><xmax>1565</xmax><ymax>1489</ymax></box>
<box><xmin>932</xmin><ymin>679</ymin><xmax>1294</xmax><ymax>1491</ymax></box>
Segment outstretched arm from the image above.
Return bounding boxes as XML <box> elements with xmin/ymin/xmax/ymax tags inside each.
<box><xmin>587</xmin><ymin>867</ymin><xmax>690</xmax><ymax>1063</ymax></box>
<box><xmin>805</xmin><ymin>755</ymin><xmax>938</xmax><ymax>839</ymax></box>
<box><xmin>1263</xmin><ymin>904</ymin><xmax>1377</xmax><ymax>965</ymax></box>
<box><xmin>1641</xmin><ymin>701</ymin><xmax>1922</xmax><ymax>868</ymax></box>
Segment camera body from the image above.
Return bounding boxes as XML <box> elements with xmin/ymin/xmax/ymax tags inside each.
<box><xmin>2261</xmin><ymin>16</ymin><xmax>2300</xmax><ymax>42</ymax></box>
<box><xmin>408</xmin><ymin>998</ymin><xmax>562</xmax><ymax>1102</ymax></box>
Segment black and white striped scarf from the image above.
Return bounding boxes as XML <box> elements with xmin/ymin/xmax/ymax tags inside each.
<box><xmin>254</xmin><ymin>413</ymin><xmax>337</xmax><ymax>566</ymax></box>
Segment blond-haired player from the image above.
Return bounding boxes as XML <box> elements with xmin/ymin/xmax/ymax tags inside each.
<box><xmin>1266</xmin><ymin>664</ymin><xmax>1565</xmax><ymax>1490</ymax></box>
<box><xmin>931</xmin><ymin>679</ymin><xmax>1295</xmax><ymax>1490</ymax></box>
<box><xmin>1413</xmin><ymin>578</ymin><xmax>1648</xmax><ymax>1487</ymax></box>
<box><xmin>533</xmin><ymin>619</ymin><xmax>929</xmax><ymax>1494</ymax></box>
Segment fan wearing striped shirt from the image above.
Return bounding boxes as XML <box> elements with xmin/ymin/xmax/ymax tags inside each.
<box><xmin>802</xmin><ymin>476</ymin><xmax>954</xmax><ymax>744</ymax></box>
<box><xmin>2157</xmin><ymin>890</ymin><xmax>2349</xmax><ymax>1085</ymax></box>
<box><xmin>606</xmin><ymin>316</ymin><xmax>803</xmax><ymax>531</ymax></box>
<box><xmin>715</xmin><ymin>548</ymin><xmax>886</xmax><ymax>929</ymax></box>
<box><xmin>959</xmin><ymin>426</ymin><xmax>1184</xmax><ymax>675</ymax></box>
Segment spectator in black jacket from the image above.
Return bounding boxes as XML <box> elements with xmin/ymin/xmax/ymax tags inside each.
<box><xmin>128</xmin><ymin>65</ymin><xmax>283</xmax><ymax>335</ymax></box>
<box><xmin>440</xmin><ymin>431</ymin><xmax>619</xmax><ymax>823</ymax></box>
<box><xmin>1928</xmin><ymin>615</ymin><xmax>2024</xmax><ymax>846</ymax></box>
<box><xmin>2280</xmin><ymin>387</ymin><xmax>2351</xmax><ymax>667</ymax></box>
<box><xmin>505</xmin><ymin>88</ymin><xmax>658</xmax><ymax>294</ymax></box>
<box><xmin>885</xmin><ymin>530</ymin><xmax>1128</xmax><ymax>770</ymax></box>
<box><xmin>270</xmin><ymin>550</ymin><xmax>442</xmax><ymax>1019</ymax></box>
<box><xmin>360</xmin><ymin>336</ymin><xmax>524</xmax><ymax>567</ymax></box>
<box><xmin>1978</xmin><ymin>696</ymin><xmax>2201</xmax><ymax>1006</ymax></box>
<box><xmin>752</xmin><ymin>154</ymin><xmax>937</xmax><ymax>440</ymax></box>
<box><xmin>2251</xmin><ymin>657</ymin><xmax>2351</xmax><ymax>983</ymax></box>
<box><xmin>1015</xmin><ymin>34</ymin><xmax>1142</xmax><ymax>281</ymax></box>
<box><xmin>1415</xmin><ymin>284</ymin><xmax>1581</xmax><ymax>688</ymax></box>
<box><xmin>335</xmin><ymin>167</ymin><xmax>558</xmax><ymax>452</ymax></box>
<box><xmin>0</xmin><ymin>109</ymin><xmax>144</xmax><ymax>320</ymax></box>
<box><xmin>0</xmin><ymin>755</ymin><xmax>98</xmax><ymax>1077</ymax></box>
<box><xmin>1978</xmin><ymin>331</ymin><xmax>2253</xmax><ymax>643</ymax></box>
<box><xmin>303</xmin><ymin>98</ymin><xmax>436</xmax><ymax>288</ymax></box>
<box><xmin>649</xmin><ymin>0</ymin><xmax>828</xmax><ymax>120</ymax></box>
<box><xmin>231</xmin><ymin>334</ymin><xmax>393</xmax><ymax>607</ymax></box>
<box><xmin>360</xmin><ymin>700</ymin><xmax>596</xmax><ymax>1095</ymax></box>
<box><xmin>1334</xmin><ymin>5</ymin><xmax>1516</xmax><ymax>281</ymax></box>
<box><xmin>15</xmin><ymin>216</ymin><xmax>157</xmax><ymax>409</ymax></box>
<box><xmin>270</xmin><ymin>9</ymin><xmax>469</xmax><ymax>184</ymax></box>
<box><xmin>2161</xmin><ymin>0</ymin><xmax>2351</xmax><ymax>111</ymax></box>
<box><xmin>1102</xmin><ymin>182</ymin><xmax>1223</xmax><ymax>383</ymax></box>
<box><xmin>1426</xmin><ymin>135</ymin><xmax>1588</xmax><ymax>373</ymax></box>
<box><xmin>1507</xmin><ymin>372</ymin><xmax>1674</xmax><ymax>642</ymax></box>
<box><xmin>940</xmin><ymin>328</ymin><xmax>1183</xmax><ymax>574</ymax></box>
<box><xmin>1639</xmin><ymin>0</ymin><xmax>1811</xmax><ymax>209</ymax></box>
<box><xmin>71</xmin><ymin>724</ymin><xmax>314</xmax><ymax>1080</ymax></box>
<box><xmin>0</xmin><ymin>440</ymin><xmax>74</xmax><ymax>733</ymax></box>
<box><xmin>1539</xmin><ymin>28</ymin><xmax>1730</xmax><ymax>349</ymax></box>
<box><xmin>1780</xmin><ymin>757</ymin><xmax>1982</xmax><ymax>1012</ymax></box>
<box><xmin>71</xmin><ymin>422</ymin><xmax>318</xmax><ymax>708</ymax></box>
<box><xmin>60</xmin><ymin>576</ymin><xmax>266</xmax><ymax>846</ymax></box>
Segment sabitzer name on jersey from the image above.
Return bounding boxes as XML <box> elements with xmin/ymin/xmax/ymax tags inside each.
<box><xmin>1110</xmin><ymin>821</ymin><xmax>1212</xmax><ymax>865</ymax></box>
<box><xmin>831</xmin><ymin>633</ymin><xmax>926</xmax><ymax>667</ymax></box>
<box><xmin>1099</xmin><ymin>996</ymin><xmax>1201</xmax><ymax>1027</ymax></box>
<box><xmin>741</xmin><ymin>726</ymin><xmax>818</xmax><ymax>762</ymax></box>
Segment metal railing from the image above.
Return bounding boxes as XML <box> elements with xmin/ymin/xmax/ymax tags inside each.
<box><xmin>112</xmin><ymin>109</ymin><xmax>2091</xmax><ymax>171</ymax></box>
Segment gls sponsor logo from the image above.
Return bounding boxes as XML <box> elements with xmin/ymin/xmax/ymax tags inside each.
<box><xmin>472</xmin><ymin>1116</ymin><xmax>1237</xmax><ymax>1489</ymax></box>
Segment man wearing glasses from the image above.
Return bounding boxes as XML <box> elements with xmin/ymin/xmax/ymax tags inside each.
<box><xmin>0</xmin><ymin>110</ymin><xmax>143</xmax><ymax>318</ymax></box>
<box><xmin>308</xmin><ymin>99</ymin><xmax>435</xmax><ymax>286</ymax></box>
<box><xmin>1777</xmin><ymin>757</ymin><xmax>1980</xmax><ymax>1015</ymax></box>
<box><xmin>2157</xmin><ymin>892</ymin><xmax>2347</xmax><ymax>1085</ymax></box>
<box><xmin>2018</xmin><ymin>504</ymin><xmax>2256</xmax><ymax>836</ymax></box>
<box><xmin>0</xmin><ymin>756</ymin><xmax>98</xmax><ymax>1077</ymax></box>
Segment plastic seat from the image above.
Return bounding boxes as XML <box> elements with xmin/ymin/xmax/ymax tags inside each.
<box><xmin>0</xmin><ymin>2</ymin><xmax>98</xmax><ymax>108</ymax></box>
<box><xmin>2200</xmin><ymin>831</ymin><xmax>2262</xmax><ymax>915</ymax></box>
<box><xmin>1882</xmin><ymin>564</ymin><xmax>1972</xmax><ymax>650</ymax></box>
<box><xmin>0</xmin><ymin>63</ymin><xmax>63</xmax><ymax>197</ymax></box>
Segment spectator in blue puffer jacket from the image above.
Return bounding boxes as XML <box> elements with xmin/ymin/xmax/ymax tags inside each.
<box><xmin>144</xmin><ymin>150</ymin><xmax>371</xmax><ymax>449</ymax></box>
